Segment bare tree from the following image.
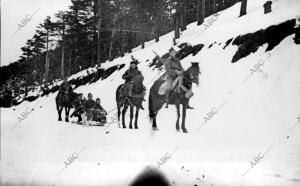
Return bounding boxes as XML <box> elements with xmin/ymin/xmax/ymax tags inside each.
<box><xmin>197</xmin><ymin>0</ymin><xmax>205</xmax><ymax>25</ymax></box>
<box><xmin>240</xmin><ymin>0</ymin><xmax>247</xmax><ymax>17</ymax></box>
<box><xmin>97</xmin><ymin>0</ymin><xmax>102</xmax><ymax>65</ymax></box>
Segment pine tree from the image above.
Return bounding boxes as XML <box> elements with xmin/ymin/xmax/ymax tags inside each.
<box><xmin>240</xmin><ymin>0</ymin><xmax>247</xmax><ymax>16</ymax></box>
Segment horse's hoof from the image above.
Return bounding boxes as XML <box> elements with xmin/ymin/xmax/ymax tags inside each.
<box><xmin>135</xmin><ymin>126</ymin><xmax>138</xmax><ymax>129</ymax></box>
<box><xmin>122</xmin><ymin>126</ymin><xmax>126</xmax><ymax>129</ymax></box>
<box><xmin>153</xmin><ymin>127</ymin><xmax>159</xmax><ymax>131</ymax></box>
<box><xmin>176</xmin><ymin>129</ymin><xmax>180</xmax><ymax>132</ymax></box>
<box><xmin>182</xmin><ymin>128</ymin><xmax>188</xmax><ymax>133</ymax></box>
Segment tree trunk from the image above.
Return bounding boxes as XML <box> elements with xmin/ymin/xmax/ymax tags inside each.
<box><xmin>182</xmin><ymin>0</ymin><xmax>187</xmax><ymax>31</ymax></box>
<box><xmin>44</xmin><ymin>29</ymin><xmax>49</xmax><ymax>82</ymax></box>
<box><xmin>108</xmin><ymin>13</ymin><xmax>119</xmax><ymax>61</ymax></box>
<box><xmin>68</xmin><ymin>50</ymin><xmax>72</xmax><ymax>77</ymax></box>
<box><xmin>91</xmin><ymin>52</ymin><xmax>95</xmax><ymax>67</ymax></box>
<box><xmin>240</xmin><ymin>0</ymin><xmax>247</xmax><ymax>17</ymax></box>
<box><xmin>97</xmin><ymin>0</ymin><xmax>102</xmax><ymax>65</ymax></box>
<box><xmin>196</xmin><ymin>0</ymin><xmax>201</xmax><ymax>25</ymax></box>
<box><xmin>197</xmin><ymin>0</ymin><xmax>205</xmax><ymax>25</ymax></box>
<box><xmin>61</xmin><ymin>43</ymin><xmax>65</xmax><ymax>78</ymax></box>
<box><xmin>61</xmin><ymin>20</ymin><xmax>65</xmax><ymax>79</ymax></box>
<box><xmin>141</xmin><ymin>41</ymin><xmax>145</xmax><ymax>49</ymax></box>
<box><xmin>109</xmin><ymin>29</ymin><xmax>117</xmax><ymax>61</ymax></box>
<box><xmin>175</xmin><ymin>13</ymin><xmax>180</xmax><ymax>39</ymax></box>
<box><xmin>212</xmin><ymin>0</ymin><xmax>216</xmax><ymax>14</ymax></box>
<box><xmin>154</xmin><ymin>17</ymin><xmax>159</xmax><ymax>42</ymax></box>
<box><xmin>207</xmin><ymin>0</ymin><xmax>211</xmax><ymax>15</ymax></box>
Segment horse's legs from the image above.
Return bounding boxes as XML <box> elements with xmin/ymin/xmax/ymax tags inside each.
<box><xmin>122</xmin><ymin>105</ymin><xmax>129</xmax><ymax>128</ymax></box>
<box><xmin>58</xmin><ymin>107</ymin><xmax>63</xmax><ymax>121</ymax></box>
<box><xmin>152</xmin><ymin>114</ymin><xmax>158</xmax><ymax>129</ymax></box>
<box><xmin>134</xmin><ymin>107</ymin><xmax>139</xmax><ymax>129</ymax></box>
<box><xmin>65</xmin><ymin>107</ymin><xmax>69</xmax><ymax>122</ymax></box>
<box><xmin>66</xmin><ymin>107</ymin><xmax>71</xmax><ymax>122</ymax></box>
<box><xmin>117</xmin><ymin>104</ymin><xmax>121</xmax><ymax>122</ymax></box>
<box><xmin>175</xmin><ymin>104</ymin><xmax>180</xmax><ymax>131</ymax></box>
<box><xmin>129</xmin><ymin>106</ymin><xmax>134</xmax><ymax>129</ymax></box>
<box><xmin>181</xmin><ymin>104</ymin><xmax>188</xmax><ymax>133</ymax></box>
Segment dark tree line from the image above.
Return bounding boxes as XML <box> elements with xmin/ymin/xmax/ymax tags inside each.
<box><xmin>1</xmin><ymin>0</ymin><xmax>244</xmax><ymax>95</ymax></box>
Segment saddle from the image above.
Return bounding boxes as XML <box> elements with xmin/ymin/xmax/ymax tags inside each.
<box><xmin>121</xmin><ymin>82</ymin><xmax>146</xmax><ymax>98</ymax></box>
<box><xmin>159</xmin><ymin>75</ymin><xmax>193</xmax><ymax>99</ymax></box>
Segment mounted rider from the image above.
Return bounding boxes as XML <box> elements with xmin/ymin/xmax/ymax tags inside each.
<box><xmin>159</xmin><ymin>47</ymin><xmax>194</xmax><ymax>109</ymax></box>
<box><xmin>121</xmin><ymin>56</ymin><xmax>146</xmax><ymax>109</ymax></box>
<box><xmin>122</xmin><ymin>56</ymin><xmax>142</xmax><ymax>84</ymax></box>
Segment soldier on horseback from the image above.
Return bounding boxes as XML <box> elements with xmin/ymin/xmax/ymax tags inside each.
<box><xmin>121</xmin><ymin>56</ymin><xmax>146</xmax><ymax>109</ymax></box>
<box><xmin>122</xmin><ymin>57</ymin><xmax>141</xmax><ymax>84</ymax></box>
<box><xmin>159</xmin><ymin>47</ymin><xmax>194</xmax><ymax>109</ymax></box>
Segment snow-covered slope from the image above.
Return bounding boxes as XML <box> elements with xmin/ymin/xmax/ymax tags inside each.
<box><xmin>2</xmin><ymin>0</ymin><xmax>300</xmax><ymax>185</ymax></box>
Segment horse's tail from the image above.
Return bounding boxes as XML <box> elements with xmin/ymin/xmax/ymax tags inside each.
<box><xmin>116</xmin><ymin>84</ymin><xmax>122</xmax><ymax>107</ymax></box>
<box><xmin>55</xmin><ymin>94</ymin><xmax>60</xmax><ymax>111</ymax></box>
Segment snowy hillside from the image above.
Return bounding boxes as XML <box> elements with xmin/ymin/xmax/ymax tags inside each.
<box><xmin>2</xmin><ymin>0</ymin><xmax>300</xmax><ymax>186</ymax></box>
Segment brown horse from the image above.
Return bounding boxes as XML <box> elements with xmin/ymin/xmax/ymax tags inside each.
<box><xmin>116</xmin><ymin>75</ymin><xmax>145</xmax><ymax>129</ymax></box>
<box><xmin>55</xmin><ymin>91</ymin><xmax>78</xmax><ymax>122</ymax></box>
<box><xmin>148</xmin><ymin>62</ymin><xmax>200</xmax><ymax>133</ymax></box>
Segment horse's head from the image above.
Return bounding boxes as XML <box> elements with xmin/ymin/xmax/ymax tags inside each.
<box><xmin>184</xmin><ymin>62</ymin><xmax>201</xmax><ymax>86</ymax></box>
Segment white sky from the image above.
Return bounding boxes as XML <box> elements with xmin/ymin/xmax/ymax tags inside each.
<box><xmin>1</xmin><ymin>0</ymin><xmax>72</xmax><ymax>67</ymax></box>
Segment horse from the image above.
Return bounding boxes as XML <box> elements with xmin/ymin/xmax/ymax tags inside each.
<box><xmin>116</xmin><ymin>75</ymin><xmax>145</xmax><ymax>129</ymax></box>
<box><xmin>55</xmin><ymin>90</ymin><xmax>79</xmax><ymax>122</ymax></box>
<box><xmin>148</xmin><ymin>62</ymin><xmax>200</xmax><ymax>133</ymax></box>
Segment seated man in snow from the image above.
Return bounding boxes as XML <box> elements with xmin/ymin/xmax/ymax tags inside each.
<box><xmin>92</xmin><ymin>98</ymin><xmax>107</xmax><ymax>123</ymax></box>
<box><xmin>82</xmin><ymin>93</ymin><xmax>96</xmax><ymax>126</ymax></box>
<box><xmin>70</xmin><ymin>93</ymin><xmax>85</xmax><ymax>122</ymax></box>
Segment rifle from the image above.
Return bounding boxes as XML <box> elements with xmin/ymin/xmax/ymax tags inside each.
<box><xmin>152</xmin><ymin>50</ymin><xmax>161</xmax><ymax>59</ymax></box>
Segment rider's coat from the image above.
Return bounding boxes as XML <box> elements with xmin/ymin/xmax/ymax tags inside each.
<box><xmin>122</xmin><ymin>67</ymin><xmax>142</xmax><ymax>83</ymax></box>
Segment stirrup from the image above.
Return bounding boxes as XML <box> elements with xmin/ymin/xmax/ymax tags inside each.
<box><xmin>165</xmin><ymin>103</ymin><xmax>169</xmax><ymax>108</ymax></box>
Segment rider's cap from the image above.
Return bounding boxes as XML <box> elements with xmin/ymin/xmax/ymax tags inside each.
<box><xmin>169</xmin><ymin>47</ymin><xmax>176</xmax><ymax>53</ymax></box>
<box><xmin>130</xmin><ymin>60</ymin><xmax>138</xmax><ymax>65</ymax></box>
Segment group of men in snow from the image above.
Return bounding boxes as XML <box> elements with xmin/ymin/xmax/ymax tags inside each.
<box><xmin>58</xmin><ymin>81</ymin><xmax>107</xmax><ymax>126</ymax></box>
<box><xmin>58</xmin><ymin>47</ymin><xmax>194</xmax><ymax>125</ymax></box>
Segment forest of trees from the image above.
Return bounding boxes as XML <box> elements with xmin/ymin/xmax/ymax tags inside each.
<box><xmin>0</xmin><ymin>0</ymin><xmax>242</xmax><ymax>96</ymax></box>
